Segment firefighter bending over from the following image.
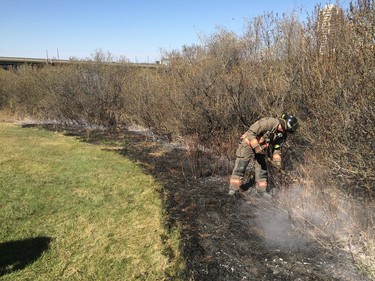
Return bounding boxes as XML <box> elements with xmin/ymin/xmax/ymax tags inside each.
<box><xmin>228</xmin><ymin>114</ymin><xmax>298</xmax><ymax>196</ymax></box>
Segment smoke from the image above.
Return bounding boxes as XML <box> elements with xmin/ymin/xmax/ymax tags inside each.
<box><xmin>255</xmin><ymin>183</ymin><xmax>375</xmax><ymax>254</ymax></box>
<box><xmin>282</xmin><ymin>184</ymin><xmax>374</xmax><ymax>247</ymax></box>
<box><xmin>255</xmin><ymin>198</ymin><xmax>312</xmax><ymax>252</ymax></box>
<box><xmin>257</xmin><ymin>183</ymin><xmax>375</xmax><ymax>278</ymax></box>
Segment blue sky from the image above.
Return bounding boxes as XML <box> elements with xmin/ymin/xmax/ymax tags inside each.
<box><xmin>1</xmin><ymin>0</ymin><xmax>350</xmax><ymax>62</ymax></box>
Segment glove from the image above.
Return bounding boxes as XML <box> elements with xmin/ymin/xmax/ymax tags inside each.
<box><xmin>245</xmin><ymin>137</ymin><xmax>268</xmax><ymax>154</ymax></box>
<box><xmin>254</xmin><ymin>143</ymin><xmax>269</xmax><ymax>154</ymax></box>
<box><xmin>254</xmin><ymin>144</ymin><xmax>263</xmax><ymax>154</ymax></box>
<box><xmin>272</xmin><ymin>153</ymin><xmax>282</xmax><ymax>167</ymax></box>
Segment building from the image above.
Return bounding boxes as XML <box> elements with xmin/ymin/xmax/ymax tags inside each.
<box><xmin>317</xmin><ymin>4</ymin><xmax>344</xmax><ymax>55</ymax></box>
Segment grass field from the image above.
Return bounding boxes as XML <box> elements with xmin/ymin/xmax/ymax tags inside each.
<box><xmin>0</xmin><ymin>123</ymin><xmax>183</xmax><ymax>280</ymax></box>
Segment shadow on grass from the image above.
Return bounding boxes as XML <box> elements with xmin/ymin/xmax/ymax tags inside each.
<box><xmin>0</xmin><ymin>237</ymin><xmax>52</xmax><ymax>276</ymax></box>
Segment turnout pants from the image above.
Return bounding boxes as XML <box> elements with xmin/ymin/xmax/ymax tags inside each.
<box><xmin>229</xmin><ymin>140</ymin><xmax>268</xmax><ymax>190</ymax></box>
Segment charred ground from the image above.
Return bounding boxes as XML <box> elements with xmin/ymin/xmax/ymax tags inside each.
<box><xmin>33</xmin><ymin>124</ymin><xmax>370</xmax><ymax>281</ymax></box>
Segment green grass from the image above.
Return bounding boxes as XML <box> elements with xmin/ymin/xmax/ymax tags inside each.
<box><xmin>0</xmin><ymin>123</ymin><xmax>183</xmax><ymax>280</ymax></box>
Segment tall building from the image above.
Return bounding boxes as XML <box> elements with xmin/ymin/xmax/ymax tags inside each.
<box><xmin>317</xmin><ymin>4</ymin><xmax>344</xmax><ymax>55</ymax></box>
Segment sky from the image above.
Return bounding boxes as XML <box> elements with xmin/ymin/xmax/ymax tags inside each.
<box><xmin>0</xmin><ymin>0</ymin><xmax>351</xmax><ymax>63</ymax></box>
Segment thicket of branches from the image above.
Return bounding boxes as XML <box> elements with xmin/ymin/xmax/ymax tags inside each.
<box><xmin>1</xmin><ymin>0</ymin><xmax>374</xmax><ymax>276</ymax></box>
<box><xmin>2</xmin><ymin>1</ymin><xmax>372</xmax><ymax>193</ymax></box>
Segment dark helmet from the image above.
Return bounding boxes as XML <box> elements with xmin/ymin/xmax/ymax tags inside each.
<box><xmin>280</xmin><ymin>114</ymin><xmax>298</xmax><ymax>133</ymax></box>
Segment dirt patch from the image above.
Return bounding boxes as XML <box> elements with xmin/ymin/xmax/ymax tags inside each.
<box><xmin>29</xmin><ymin>124</ymin><xmax>370</xmax><ymax>281</ymax></box>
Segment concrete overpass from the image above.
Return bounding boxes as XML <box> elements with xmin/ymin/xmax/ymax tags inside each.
<box><xmin>0</xmin><ymin>56</ymin><xmax>71</xmax><ymax>69</ymax></box>
<box><xmin>0</xmin><ymin>56</ymin><xmax>159</xmax><ymax>70</ymax></box>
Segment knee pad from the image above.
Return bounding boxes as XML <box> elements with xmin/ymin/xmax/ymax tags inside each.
<box><xmin>256</xmin><ymin>181</ymin><xmax>267</xmax><ymax>188</ymax></box>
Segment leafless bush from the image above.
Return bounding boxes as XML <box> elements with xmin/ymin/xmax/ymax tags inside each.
<box><xmin>0</xmin><ymin>65</ymin><xmax>48</xmax><ymax>118</ymax></box>
<box><xmin>41</xmin><ymin>53</ymin><xmax>136</xmax><ymax>129</ymax></box>
<box><xmin>0</xmin><ymin>51</ymin><xmax>140</xmax><ymax>129</ymax></box>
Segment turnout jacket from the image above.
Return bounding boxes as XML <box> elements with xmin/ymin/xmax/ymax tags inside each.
<box><xmin>242</xmin><ymin>117</ymin><xmax>286</xmax><ymax>155</ymax></box>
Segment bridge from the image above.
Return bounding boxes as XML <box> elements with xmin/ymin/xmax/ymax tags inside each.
<box><xmin>0</xmin><ymin>56</ymin><xmax>159</xmax><ymax>70</ymax></box>
<box><xmin>0</xmin><ymin>56</ymin><xmax>71</xmax><ymax>69</ymax></box>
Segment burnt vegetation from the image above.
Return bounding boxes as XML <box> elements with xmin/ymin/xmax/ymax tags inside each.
<box><xmin>1</xmin><ymin>0</ymin><xmax>374</xmax><ymax>279</ymax></box>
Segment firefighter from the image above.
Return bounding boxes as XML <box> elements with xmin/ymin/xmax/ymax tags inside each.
<box><xmin>228</xmin><ymin>114</ymin><xmax>298</xmax><ymax>196</ymax></box>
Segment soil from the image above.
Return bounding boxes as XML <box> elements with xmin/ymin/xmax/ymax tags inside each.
<box><xmin>30</xmin><ymin>124</ymin><xmax>371</xmax><ymax>281</ymax></box>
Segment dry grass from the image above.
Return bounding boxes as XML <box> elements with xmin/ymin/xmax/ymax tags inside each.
<box><xmin>277</xmin><ymin>165</ymin><xmax>375</xmax><ymax>279</ymax></box>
